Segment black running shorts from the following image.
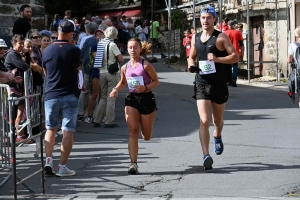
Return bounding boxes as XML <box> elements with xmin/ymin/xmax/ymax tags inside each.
<box><xmin>194</xmin><ymin>82</ymin><xmax>228</xmax><ymax>104</ymax></box>
<box><xmin>125</xmin><ymin>92</ymin><xmax>157</xmax><ymax>115</ymax></box>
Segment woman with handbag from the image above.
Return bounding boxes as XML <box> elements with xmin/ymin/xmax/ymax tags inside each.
<box><xmin>93</xmin><ymin>26</ymin><xmax>124</xmax><ymax>127</ymax></box>
<box><xmin>109</xmin><ymin>38</ymin><xmax>159</xmax><ymax>174</ymax></box>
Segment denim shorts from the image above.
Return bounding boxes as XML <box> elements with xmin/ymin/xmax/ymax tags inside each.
<box><xmin>45</xmin><ymin>94</ymin><xmax>79</xmax><ymax>132</ymax></box>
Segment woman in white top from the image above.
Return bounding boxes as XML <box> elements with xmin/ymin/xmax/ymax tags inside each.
<box><xmin>135</xmin><ymin>20</ymin><xmax>148</xmax><ymax>42</ymax></box>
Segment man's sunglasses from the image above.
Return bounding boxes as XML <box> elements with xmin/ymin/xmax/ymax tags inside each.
<box><xmin>51</xmin><ymin>37</ymin><xmax>57</xmax><ymax>40</ymax></box>
<box><xmin>0</xmin><ymin>47</ymin><xmax>6</xmax><ymax>50</ymax></box>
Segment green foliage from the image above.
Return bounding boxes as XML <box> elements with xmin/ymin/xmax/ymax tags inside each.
<box><xmin>171</xmin><ymin>11</ymin><xmax>180</xmax><ymax>29</ymax></box>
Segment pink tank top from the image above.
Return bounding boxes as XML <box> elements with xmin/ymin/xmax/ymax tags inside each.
<box><xmin>125</xmin><ymin>59</ymin><xmax>151</xmax><ymax>93</ymax></box>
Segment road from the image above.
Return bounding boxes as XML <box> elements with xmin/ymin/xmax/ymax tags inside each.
<box><xmin>1</xmin><ymin>60</ymin><xmax>300</xmax><ymax>199</ymax></box>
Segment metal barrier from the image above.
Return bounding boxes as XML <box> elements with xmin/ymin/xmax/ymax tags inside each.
<box><xmin>0</xmin><ymin>69</ymin><xmax>45</xmax><ymax>199</ymax></box>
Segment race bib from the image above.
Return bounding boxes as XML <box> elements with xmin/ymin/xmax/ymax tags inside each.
<box><xmin>126</xmin><ymin>76</ymin><xmax>144</xmax><ymax>90</ymax></box>
<box><xmin>198</xmin><ymin>60</ymin><xmax>216</xmax><ymax>75</ymax></box>
<box><xmin>186</xmin><ymin>45</ymin><xmax>191</xmax><ymax>49</ymax></box>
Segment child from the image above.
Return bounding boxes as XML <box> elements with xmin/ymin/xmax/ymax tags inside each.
<box><xmin>183</xmin><ymin>30</ymin><xmax>192</xmax><ymax>69</ymax></box>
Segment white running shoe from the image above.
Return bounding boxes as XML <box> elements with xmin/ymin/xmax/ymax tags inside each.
<box><xmin>128</xmin><ymin>162</ymin><xmax>139</xmax><ymax>175</ymax></box>
<box><xmin>44</xmin><ymin>157</ymin><xmax>55</xmax><ymax>176</ymax></box>
<box><xmin>85</xmin><ymin>117</ymin><xmax>93</xmax><ymax>123</ymax></box>
<box><xmin>56</xmin><ymin>165</ymin><xmax>76</xmax><ymax>177</ymax></box>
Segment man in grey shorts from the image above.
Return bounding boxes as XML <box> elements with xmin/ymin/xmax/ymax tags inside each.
<box><xmin>42</xmin><ymin>20</ymin><xmax>81</xmax><ymax>177</ymax></box>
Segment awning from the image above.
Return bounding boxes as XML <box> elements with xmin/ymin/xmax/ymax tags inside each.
<box><xmin>97</xmin><ymin>10</ymin><xmax>124</xmax><ymax>19</ymax></box>
<box><xmin>122</xmin><ymin>9</ymin><xmax>141</xmax><ymax>17</ymax></box>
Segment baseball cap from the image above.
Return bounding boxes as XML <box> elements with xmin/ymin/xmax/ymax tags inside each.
<box><xmin>40</xmin><ymin>30</ymin><xmax>52</xmax><ymax>37</ymax></box>
<box><xmin>228</xmin><ymin>20</ymin><xmax>235</xmax><ymax>26</ymax></box>
<box><xmin>200</xmin><ymin>6</ymin><xmax>216</xmax><ymax>17</ymax></box>
<box><xmin>58</xmin><ymin>20</ymin><xmax>76</xmax><ymax>33</ymax></box>
<box><xmin>0</xmin><ymin>39</ymin><xmax>7</xmax><ymax>48</ymax></box>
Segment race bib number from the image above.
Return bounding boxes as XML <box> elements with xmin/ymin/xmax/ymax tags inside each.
<box><xmin>198</xmin><ymin>60</ymin><xmax>216</xmax><ymax>75</ymax></box>
<box><xmin>126</xmin><ymin>76</ymin><xmax>144</xmax><ymax>90</ymax></box>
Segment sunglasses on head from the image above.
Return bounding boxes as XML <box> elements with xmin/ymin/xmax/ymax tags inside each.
<box><xmin>32</xmin><ymin>36</ymin><xmax>41</xmax><ymax>39</ymax></box>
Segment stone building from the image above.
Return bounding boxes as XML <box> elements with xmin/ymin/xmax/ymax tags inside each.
<box><xmin>0</xmin><ymin>0</ymin><xmax>45</xmax><ymax>45</ymax></box>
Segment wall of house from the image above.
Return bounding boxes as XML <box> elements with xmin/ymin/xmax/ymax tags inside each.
<box><xmin>0</xmin><ymin>0</ymin><xmax>45</xmax><ymax>37</ymax></box>
<box><xmin>225</xmin><ymin>0</ymin><xmax>289</xmax><ymax>77</ymax></box>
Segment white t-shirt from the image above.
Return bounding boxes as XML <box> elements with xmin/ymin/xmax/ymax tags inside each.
<box><xmin>100</xmin><ymin>42</ymin><xmax>121</xmax><ymax>73</ymax></box>
<box><xmin>122</xmin><ymin>22</ymin><xmax>129</xmax><ymax>33</ymax></box>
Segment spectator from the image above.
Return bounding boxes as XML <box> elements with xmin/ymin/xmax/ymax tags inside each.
<box><xmin>77</xmin><ymin>17</ymin><xmax>90</xmax><ymax>46</ymax></box>
<box><xmin>121</xmin><ymin>16</ymin><xmax>130</xmax><ymax>53</ymax></box>
<box><xmin>94</xmin><ymin>16</ymin><xmax>102</xmax><ymax>26</ymax></box>
<box><xmin>4</xmin><ymin>35</ymin><xmax>32</xmax><ymax>143</ymax></box>
<box><xmin>135</xmin><ymin>19</ymin><xmax>148</xmax><ymax>42</ymax></box>
<box><xmin>50</xmin><ymin>14</ymin><xmax>60</xmax><ymax>31</ymax></box>
<box><xmin>217</xmin><ymin>17</ymin><xmax>229</xmax><ymax>32</ymax></box>
<box><xmin>77</xmin><ymin>22</ymin><xmax>99</xmax><ymax>120</ymax></box>
<box><xmin>13</xmin><ymin>4</ymin><xmax>32</xmax><ymax>37</ymax></box>
<box><xmin>0</xmin><ymin>39</ymin><xmax>18</xmax><ymax>84</ymax></box>
<box><xmin>40</xmin><ymin>34</ymin><xmax>51</xmax><ymax>52</ymax></box>
<box><xmin>127</xmin><ymin>17</ymin><xmax>135</xmax><ymax>38</ymax></box>
<box><xmin>73</xmin><ymin>17</ymin><xmax>80</xmax><ymax>28</ymax></box>
<box><xmin>237</xmin><ymin>23</ymin><xmax>246</xmax><ymax>62</ymax></box>
<box><xmin>43</xmin><ymin>19</ymin><xmax>81</xmax><ymax>177</ymax></box>
<box><xmin>99</xmin><ymin>23</ymin><xmax>108</xmax><ymax>32</ymax></box>
<box><xmin>64</xmin><ymin>10</ymin><xmax>71</xmax><ymax>20</ymax></box>
<box><xmin>116</xmin><ymin>13</ymin><xmax>124</xmax><ymax>52</ymax></box>
<box><xmin>224</xmin><ymin>20</ymin><xmax>244</xmax><ymax>87</ymax></box>
<box><xmin>93</xmin><ymin>26</ymin><xmax>124</xmax><ymax>127</ymax></box>
<box><xmin>182</xmin><ymin>30</ymin><xmax>192</xmax><ymax>63</ymax></box>
<box><xmin>50</xmin><ymin>31</ymin><xmax>58</xmax><ymax>43</ymax></box>
<box><xmin>150</xmin><ymin>15</ymin><xmax>167</xmax><ymax>58</ymax></box>
<box><xmin>103</xmin><ymin>18</ymin><xmax>113</xmax><ymax>27</ymax></box>
<box><xmin>79</xmin><ymin>22</ymin><xmax>98</xmax><ymax>49</ymax></box>
<box><xmin>84</xmin><ymin>29</ymin><xmax>105</xmax><ymax>123</ymax></box>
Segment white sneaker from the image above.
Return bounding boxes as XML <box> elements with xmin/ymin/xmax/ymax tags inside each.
<box><xmin>56</xmin><ymin>165</ymin><xmax>76</xmax><ymax>177</ymax></box>
<box><xmin>102</xmin><ymin>116</ymin><xmax>106</xmax><ymax>123</ymax></box>
<box><xmin>44</xmin><ymin>157</ymin><xmax>55</xmax><ymax>176</ymax></box>
<box><xmin>128</xmin><ymin>162</ymin><xmax>139</xmax><ymax>175</ymax></box>
<box><xmin>85</xmin><ymin>117</ymin><xmax>93</xmax><ymax>123</ymax></box>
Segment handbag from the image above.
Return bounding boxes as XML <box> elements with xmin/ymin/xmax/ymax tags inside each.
<box><xmin>106</xmin><ymin>42</ymin><xmax>119</xmax><ymax>74</ymax></box>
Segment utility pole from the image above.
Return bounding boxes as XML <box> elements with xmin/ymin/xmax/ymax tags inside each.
<box><xmin>193</xmin><ymin>0</ymin><xmax>195</xmax><ymax>28</ymax></box>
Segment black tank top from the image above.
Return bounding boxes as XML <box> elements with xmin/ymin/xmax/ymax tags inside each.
<box><xmin>195</xmin><ymin>30</ymin><xmax>228</xmax><ymax>84</ymax></box>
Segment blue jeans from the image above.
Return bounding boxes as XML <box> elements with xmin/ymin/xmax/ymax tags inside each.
<box><xmin>45</xmin><ymin>94</ymin><xmax>79</xmax><ymax>132</ymax></box>
<box><xmin>232</xmin><ymin>63</ymin><xmax>238</xmax><ymax>81</ymax></box>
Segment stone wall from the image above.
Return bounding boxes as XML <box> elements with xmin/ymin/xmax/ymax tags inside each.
<box><xmin>0</xmin><ymin>0</ymin><xmax>45</xmax><ymax>36</ymax></box>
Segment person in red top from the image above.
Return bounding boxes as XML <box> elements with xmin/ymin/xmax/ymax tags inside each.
<box><xmin>217</xmin><ymin>18</ymin><xmax>229</xmax><ymax>32</ymax></box>
<box><xmin>224</xmin><ymin>20</ymin><xmax>244</xmax><ymax>87</ymax></box>
<box><xmin>183</xmin><ymin>30</ymin><xmax>192</xmax><ymax>59</ymax></box>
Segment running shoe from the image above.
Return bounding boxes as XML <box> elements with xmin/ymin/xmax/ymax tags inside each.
<box><xmin>56</xmin><ymin>165</ymin><xmax>76</xmax><ymax>177</ymax></box>
<box><xmin>203</xmin><ymin>154</ymin><xmax>213</xmax><ymax>170</ymax></box>
<box><xmin>128</xmin><ymin>162</ymin><xmax>139</xmax><ymax>175</ymax></box>
<box><xmin>84</xmin><ymin>116</ymin><xmax>93</xmax><ymax>123</ymax></box>
<box><xmin>214</xmin><ymin>136</ymin><xmax>224</xmax><ymax>155</ymax></box>
<box><xmin>44</xmin><ymin>157</ymin><xmax>55</xmax><ymax>176</ymax></box>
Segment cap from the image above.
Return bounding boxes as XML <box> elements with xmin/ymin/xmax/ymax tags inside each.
<box><xmin>0</xmin><ymin>39</ymin><xmax>7</xmax><ymax>48</ymax></box>
<box><xmin>58</xmin><ymin>20</ymin><xmax>76</xmax><ymax>33</ymax></box>
<box><xmin>40</xmin><ymin>30</ymin><xmax>52</xmax><ymax>37</ymax></box>
<box><xmin>94</xmin><ymin>29</ymin><xmax>104</xmax><ymax>35</ymax></box>
<box><xmin>200</xmin><ymin>6</ymin><xmax>216</xmax><ymax>17</ymax></box>
<box><xmin>228</xmin><ymin>20</ymin><xmax>235</xmax><ymax>26</ymax></box>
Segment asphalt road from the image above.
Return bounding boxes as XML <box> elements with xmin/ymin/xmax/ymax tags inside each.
<box><xmin>1</xmin><ymin>60</ymin><xmax>300</xmax><ymax>200</ymax></box>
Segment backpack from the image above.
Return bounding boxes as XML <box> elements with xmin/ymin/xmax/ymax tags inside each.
<box><xmin>292</xmin><ymin>42</ymin><xmax>300</xmax><ymax>69</ymax></box>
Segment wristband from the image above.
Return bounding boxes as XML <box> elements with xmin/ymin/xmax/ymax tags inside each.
<box><xmin>113</xmin><ymin>87</ymin><xmax>118</xmax><ymax>92</ymax></box>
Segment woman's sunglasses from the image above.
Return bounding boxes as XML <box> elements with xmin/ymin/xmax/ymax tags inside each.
<box><xmin>32</xmin><ymin>36</ymin><xmax>41</xmax><ymax>39</ymax></box>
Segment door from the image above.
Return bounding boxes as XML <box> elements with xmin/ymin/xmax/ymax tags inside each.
<box><xmin>250</xmin><ymin>16</ymin><xmax>264</xmax><ymax>75</ymax></box>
